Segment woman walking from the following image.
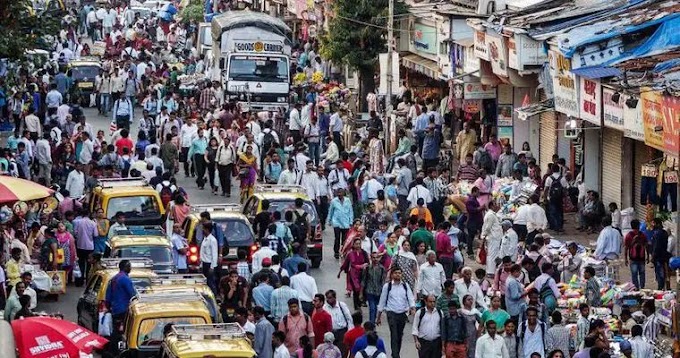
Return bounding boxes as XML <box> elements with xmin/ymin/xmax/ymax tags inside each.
<box><xmin>237</xmin><ymin>144</ymin><xmax>257</xmax><ymax>203</ymax></box>
<box><xmin>389</xmin><ymin>240</ymin><xmax>419</xmax><ymax>294</ymax></box>
<box><xmin>205</xmin><ymin>137</ymin><xmax>219</xmax><ymax>195</ymax></box>
<box><xmin>338</xmin><ymin>238</ymin><xmax>369</xmax><ymax>310</ymax></box>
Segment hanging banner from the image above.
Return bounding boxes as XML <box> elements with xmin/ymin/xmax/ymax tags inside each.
<box><xmin>662</xmin><ymin>94</ymin><xmax>680</xmax><ymax>154</ymax></box>
<box><xmin>603</xmin><ymin>88</ymin><xmax>624</xmax><ymax>131</ymax></box>
<box><xmin>579</xmin><ymin>77</ymin><xmax>601</xmax><ymax>125</ymax></box>
<box><xmin>474</xmin><ymin>31</ymin><xmax>489</xmax><ymax>61</ymax></box>
<box><xmin>623</xmin><ymin>94</ymin><xmax>644</xmax><ymax>141</ymax></box>
<box><xmin>498</xmin><ymin>105</ymin><xmax>513</xmax><ymax>126</ymax></box>
<box><xmin>463</xmin><ymin>83</ymin><xmax>496</xmax><ymax>100</ymax></box>
<box><xmin>641</xmin><ymin>90</ymin><xmax>664</xmax><ymax>150</ymax></box>
<box><xmin>486</xmin><ymin>32</ymin><xmax>508</xmax><ymax>77</ymax></box>
<box><xmin>549</xmin><ymin>50</ymin><xmax>579</xmax><ymax>118</ymax></box>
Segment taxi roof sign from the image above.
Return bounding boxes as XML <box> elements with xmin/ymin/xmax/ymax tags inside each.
<box><xmin>190</xmin><ymin>204</ymin><xmax>242</xmax><ymax>213</ymax></box>
<box><xmin>172</xmin><ymin>323</ymin><xmax>246</xmax><ymax>341</ymax></box>
<box><xmin>150</xmin><ymin>274</ymin><xmax>207</xmax><ymax>286</ymax></box>
<box><xmin>97</xmin><ymin>178</ymin><xmax>149</xmax><ymax>189</ymax></box>
<box><xmin>255</xmin><ymin>184</ymin><xmax>306</xmax><ymax>194</ymax></box>
<box><xmin>101</xmin><ymin>258</ymin><xmax>154</xmax><ymax>269</ymax></box>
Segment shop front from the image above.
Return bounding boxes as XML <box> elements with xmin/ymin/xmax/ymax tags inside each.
<box><xmin>401</xmin><ymin>18</ymin><xmax>448</xmax><ymax>100</ymax></box>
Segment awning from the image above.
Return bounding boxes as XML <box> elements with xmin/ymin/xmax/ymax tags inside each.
<box><xmin>453</xmin><ymin>37</ymin><xmax>474</xmax><ymax>47</ymax></box>
<box><xmin>514</xmin><ymin>98</ymin><xmax>555</xmax><ymax>120</ymax></box>
<box><xmin>401</xmin><ymin>54</ymin><xmax>442</xmax><ymax>80</ymax></box>
<box><xmin>570</xmin><ymin>66</ymin><xmax>622</xmax><ymax>79</ymax></box>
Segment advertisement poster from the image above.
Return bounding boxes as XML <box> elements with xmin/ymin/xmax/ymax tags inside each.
<box><xmin>498</xmin><ymin>127</ymin><xmax>513</xmax><ymax>147</ymax></box>
<box><xmin>641</xmin><ymin>90</ymin><xmax>664</xmax><ymax>151</ymax></box>
<box><xmin>486</xmin><ymin>33</ymin><xmax>508</xmax><ymax>77</ymax></box>
<box><xmin>47</xmin><ymin>271</ymin><xmax>66</xmax><ymax>294</ymax></box>
<box><xmin>603</xmin><ymin>88</ymin><xmax>624</xmax><ymax>131</ymax></box>
<box><xmin>662</xmin><ymin>94</ymin><xmax>680</xmax><ymax>154</ymax></box>
<box><xmin>498</xmin><ymin>105</ymin><xmax>513</xmax><ymax>126</ymax></box>
<box><xmin>623</xmin><ymin>94</ymin><xmax>644</xmax><ymax>141</ymax></box>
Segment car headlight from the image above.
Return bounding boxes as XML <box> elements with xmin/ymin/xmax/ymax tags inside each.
<box><xmin>277</xmin><ymin>97</ymin><xmax>287</xmax><ymax>103</ymax></box>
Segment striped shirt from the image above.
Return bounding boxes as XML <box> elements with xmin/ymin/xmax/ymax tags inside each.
<box><xmin>457</xmin><ymin>163</ymin><xmax>479</xmax><ymax>182</ymax></box>
<box><xmin>642</xmin><ymin>314</ymin><xmax>660</xmax><ymax>341</ymax></box>
<box><xmin>424</xmin><ymin>177</ymin><xmax>447</xmax><ymax>199</ymax></box>
<box><xmin>270</xmin><ymin>286</ymin><xmax>301</xmax><ymax>322</ymax></box>
<box><xmin>237</xmin><ymin>261</ymin><xmax>252</xmax><ymax>281</ymax></box>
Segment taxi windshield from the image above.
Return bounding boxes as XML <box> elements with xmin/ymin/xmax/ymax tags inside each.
<box><xmin>131</xmin><ymin>278</ymin><xmax>152</xmax><ymax>290</ymax></box>
<box><xmin>215</xmin><ymin>219</ymin><xmax>254</xmax><ymax>246</ymax></box>
<box><xmin>106</xmin><ymin>196</ymin><xmax>160</xmax><ymax>220</ymax></box>
<box><xmin>115</xmin><ymin>246</ymin><xmax>172</xmax><ymax>263</ymax></box>
<box><xmin>267</xmin><ymin>200</ymin><xmax>318</xmax><ymax>224</ymax></box>
<box><xmin>71</xmin><ymin>65</ymin><xmax>99</xmax><ymax>80</ymax></box>
<box><xmin>137</xmin><ymin>316</ymin><xmax>207</xmax><ymax>346</ymax></box>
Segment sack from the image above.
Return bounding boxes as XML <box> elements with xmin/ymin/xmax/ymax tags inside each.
<box><xmin>160</xmin><ymin>184</ymin><xmax>173</xmax><ymax>209</ymax></box>
<box><xmin>476</xmin><ymin>241</ymin><xmax>487</xmax><ymax>265</ymax></box>
<box><xmin>628</xmin><ymin>233</ymin><xmax>647</xmax><ymax>262</ymax></box>
<box><xmin>98</xmin><ymin>312</ymin><xmax>112</xmax><ymax>336</ymax></box>
<box><xmin>548</xmin><ymin>175</ymin><xmax>564</xmax><ymax>203</ymax></box>
<box><xmin>477</xmin><ymin>150</ymin><xmax>493</xmax><ymax>173</ymax></box>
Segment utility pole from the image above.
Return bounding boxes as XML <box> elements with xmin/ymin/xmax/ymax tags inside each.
<box><xmin>385</xmin><ymin>0</ymin><xmax>394</xmax><ymax>154</ymax></box>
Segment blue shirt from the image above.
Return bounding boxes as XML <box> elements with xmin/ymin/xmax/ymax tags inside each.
<box><xmin>318</xmin><ymin>113</ymin><xmax>330</xmax><ymax>135</ymax></box>
<box><xmin>327</xmin><ymin>197</ymin><xmax>354</xmax><ymax>229</ymax></box>
<box><xmin>188</xmin><ymin>136</ymin><xmax>208</xmax><ymax>158</ymax></box>
<box><xmin>55</xmin><ymin>73</ymin><xmax>68</xmax><ymax>94</ymax></box>
<box><xmin>415</xmin><ymin>113</ymin><xmax>429</xmax><ymax>133</ymax></box>
<box><xmin>351</xmin><ymin>335</ymin><xmax>386</xmax><ymax>356</ymax></box>
<box><xmin>594</xmin><ymin>226</ymin><xmax>622</xmax><ymax>260</ymax></box>
<box><xmin>265</xmin><ymin>162</ymin><xmax>283</xmax><ymax>183</ymax></box>
<box><xmin>252</xmin><ymin>283</ymin><xmax>274</xmax><ymax>311</ymax></box>
<box><xmin>46</xmin><ymin>90</ymin><xmax>62</xmax><ymax>108</ymax></box>
<box><xmin>422</xmin><ymin>132</ymin><xmax>440</xmax><ymax>160</ymax></box>
<box><xmin>505</xmin><ymin>276</ymin><xmax>526</xmax><ymax>317</ymax></box>
<box><xmin>282</xmin><ymin>254</ymin><xmax>309</xmax><ymax>275</ymax></box>
<box><xmin>105</xmin><ymin>272</ymin><xmax>137</xmax><ymax>315</ymax></box>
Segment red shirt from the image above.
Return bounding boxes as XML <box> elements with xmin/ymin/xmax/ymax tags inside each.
<box><xmin>435</xmin><ymin>230</ymin><xmax>453</xmax><ymax>259</ymax></box>
<box><xmin>343</xmin><ymin>326</ymin><xmax>365</xmax><ymax>353</ymax></box>
<box><xmin>115</xmin><ymin>137</ymin><xmax>134</xmax><ymax>155</ymax></box>
<box><xmin>342</xmin><ymin>160</ymin><xmax>353</xmax><ymax>173</ymax></box>
<box><xmin>311</xmin><ymin>308</ymin><xmax>333</xmax><ymax>347</ymax></box>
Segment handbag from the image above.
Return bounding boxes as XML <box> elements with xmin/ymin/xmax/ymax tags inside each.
<box><xmin>56</xmin><ymin>248</ymin><xmax>65</xmax><ymax>265</ymax></box>
<box><xmin>476</xmin><ymin>241</ymin><xmax>487</xmax><ymax>265</ymax></box>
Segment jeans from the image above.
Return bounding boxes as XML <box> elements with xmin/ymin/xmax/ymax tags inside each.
<box><xmin>201</xmin><ymin>262</ymin><xmax>217</xmax><ymax>295</ymax></box>
<box><xmin>386</xmin><ymin>311</ymin><xmax>408</xmax><ymax>358</ymax></box>
<box><xmin>308</xmin><ymin>141</ymin><xmax>321</xmax><ymax>166</ymax></box>
<box><xmin>640</xmin><ymin>176</ymin><xmax>658</xmax><ymax>205</ymax></box>
<box><xmin>316</xmin><ymin>196</ymin><xmax>329</xmax><ymax>230</ymax></box>
<box><xmin>206</xmin><ymin>161</ymin><xmax>217</xmax><ymax>191</ymax></box>
<box><xmin>194</xmin><ymin>154</ymin><xmax>207</xmax><ymax>188</ymax></box>
<box><xmin>100</xmin><ymin>94</ymin><xmax>111</xmax><ymax>115</ymax></box>
<box><xmin>218</xmin><ymin>163</ymin><xmax>233</xmax><ymax>195</ymax></box>
<box><xmin>76</xmin><ymin>248</ymin><xmax>93</xmax><ymax>287</ymax></box>
<box><xmin>630</xmin><ymin>261</ymin><xmax>646</xmax><ymax>289</ymax></box>
<box><xmin>333</xmin><ymin>228</ymin><xmax>348</xmax><ymax>256</ymax></box>
<box><xmin>440</xmin><ymin>257</ymin><xmax>454</xmax><ymax>279</ymax></box>
<box><xmin>547</xmin><ymin>201</ymin><xmax>564</xmax><ymax>231</ymax></box>
<box><xmin>466</xmin><ymin>221</ymin><xmax>481</xmax><ymax>255</ymax></box>
<box><xmin>654</xmin><ymin>260</ymin><xmax>668</xmax><ymax>290</ymax></box>
<box><xmin>660</xmin><ymin>182</ymin><xmax>677</xmax><ymax>212</ymax></box>
<box><xmin>366</xmin><ymin>293</ymin><xmax>379</xmax><ymax>323</ymax></box>
<box><xmin>418</xmin><ymin>338</ymin><xmax>442</xmax><ymax>358</ymax></box>
<box><xmin>109</xmin><ymin>313</ymin><xmax>127</xmax><ymax>355</ymax></box>
<box><xmin>115</xmin><ymin>114</ymin><xmax>130</xmax><ymax>131</ymax></box>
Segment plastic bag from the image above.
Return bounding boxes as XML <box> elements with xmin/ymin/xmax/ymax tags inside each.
<box><xmin>72</xmin><ymin>265</ymin><xmax>82</xmax><ymax>279</ymax></box>
<box><xmin>476</xmin><ymin>241</ymin><xmax>487</xmax><ymax>265</ymax></box>
<box><xmin>98</xmin><ymin>312</ymin><xmax>112</xmax><ymax>337</ymax></box>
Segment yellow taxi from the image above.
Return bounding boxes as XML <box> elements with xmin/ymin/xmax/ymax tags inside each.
<box><xmin>68</xmin><ymin>58</ymin><xmax>101</xmax><ymax>99</ymax></box>
<box><xmin>242</xmin><ymin>184</ymin><xmax>323</xmax><ymax>267</ymax></box>
<box><xmin>159</xmin><ymin>323</ymin><xmax>256</xmax><ymax>358</ymax></box>
<box><xmin>88</xmin><ymin>178</ymin><xmax>165</xmax><ymax>227</ymax></box>
<box><xmin>182</xmin><ymin>204</ymin><xmax>256</xmax><ymax>270</ymax></box>
<box><xmin>109</xmin><ymin>226</ymin><xmax>175</xmax><ymax>274</ymax></box>
<box><xmin>119</xmin><ymin>291</ymin><xmax>213</xmax><ymax>358</ymax></box>
<box><xmin>145</xmin><ymin>274</ymin><xmax>221</xmax><ymax>323</ymax></box>
<box><xmin>77</xmin><ymin>258</ymin><xmax>157</xmax><ymax>333</ymax></box>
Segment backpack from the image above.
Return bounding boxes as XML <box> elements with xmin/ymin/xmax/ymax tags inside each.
<box><xmin>121</xmin><ymin>156</ymin><xmax>132</xmax><ymax>177</ymax></box>
<box><xmin>358</xmin><ymin>350</ymin><xmax>381</xmax><ymax>358</ymax></box>
<box><xmin>293</xmin><ymin>211</ymin><xmax>309</xmax><ymax>241</ymax></box>
<box><xmin>548</xmin><ymin>175</ymin><xmax>564</xmax><ymax>203</ymax></box>
<box><xmin>385</xmin><ymin>281</ymin><xmax>409</xmax><ymax>303</ymax></box>
<box><xmin>417</xmin><ymin>307</ymin><xmax>443</xmax><ymax>330</ymax></box>
<box><xmin>160</xmin><ymin>183</ymin><xmax>173</xmax><ymax>209</ymax></box>
<box><xmin>538</xmin><ymin>277</ymin><xmax>558</xmax><ymax>312</ymax></box>
<box><xmin>282</xmin><ymin>313</ymin><xmax>310</xmax><ymax>331</ymax></box>
<box><xmin>517</xmin><ymin>320</ymin><xmax>546</xmax><ymax>356</ymax></box>
<box><xmin>629</xmin><ymin>232</ymin><xmax>647</xmax><ymax>262</ymax></box>
<box><xmin>477</xmin><ymin>150</ymin><xmax>493</xmax><ymax>173</ymax></box>
<box><xmin>262</xmin><ymin>130</ymin><xmax>276</xmax><ymax>153</ymax></box>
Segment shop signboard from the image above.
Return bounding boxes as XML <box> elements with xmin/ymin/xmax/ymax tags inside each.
<box><xmin>463</xmin><ymin>45</ymin><xmax>480</xmax><ymax>75</ymax></box>
<box><xmin>603</xmin><ymin>88</ymin><xmax>625</xmax><ymax>131</ymax></box>
<box><xmin>464</xmin><ymin>100</ymin><xmax>481</xmax><ymax>113</ymax></box>
<box><xmin>623</xmin><ymin>94</ymin><xmax>644</xmax><ymax>141</ymax></box>
<box><xmin>498</xmin><ymin>105</ymin><xmax>513</xmax><ymax>126</ymax></box>
<box><xmin>508</xmin><ymin>34</ymin><xmax>549</xmax><ymax>71</ymax></box>
<box><xmin>641</xmin><ymin>90</ymin><xmax>664</xmax><ymax>151</ymax></box>
<box><xmin>486</xmin><ymin>32</ymin><xmax>508</xmax><ymax>77</ymax></box>
<box><xmin>498</xmin><ymin>126</ymin><xmax>513</xmax><ymax>147</ymax></box>
<box><xmin>412</xmin><ymin>24</ymin><xmax>437</xmax><ymax>55</ymax></box>
<box><xmin>474</xmin><ymin>31</ymin><xmax>489</xmax><ymax>61</ymax></box>
<box><xmin>579</xmin><ymin>77</ymin><xmax>601</xmax><ymax>125</ymax></box>
<box><xmin>549</xmin><ymin>50</ymin><xmax>579</xmax><ymax>118</ymax></box>
<box><xmin>662</xmin><ymin>94</ymin><xmax>680</xmax><ymax>154</ymax></box>
<box><xmin>464</xmin><ymin>82</ymin><xmax>496</xmax><ymax>100</ymax></box>
<box><xmin>287</xmin><ymin>0</ymin><xmax>296</xmax><ymax>14</ymax></box>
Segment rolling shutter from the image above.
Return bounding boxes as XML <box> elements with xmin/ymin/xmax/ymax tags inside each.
<box><xmin>601</xmin><ymin>128</ymin><xmax>622</xmax><ymax>207</ymax></box>
<box><xmin>634</xmin><ymin>142</ymin><xmax>652</xmax><ymax>220</ymax></box>
<box><xmin>539</xmin><ymin>111</ymin><xmax>557</xmax><ymax>169</ymax></box>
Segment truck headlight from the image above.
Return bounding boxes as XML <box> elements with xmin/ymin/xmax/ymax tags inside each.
<box><xmin>277</xmin><ymin>97</ymin><xmax>287</xmax><ymax>103</ymax></box>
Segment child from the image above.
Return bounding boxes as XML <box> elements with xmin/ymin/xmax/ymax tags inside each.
<box><xmin>584</xmin><ymin>266</ymin><xmax>601</xmax><ymax>307</ymax></box>
<box><xmin>609</xmin><ymin>202</ymin><xmax>621</xmax><ymax>233</ymax></box>
<box><xmin>475</xmin><ymin>268</ymin><xmax>492</xmax><ymax>295</ymax></box>
<box><xmin>236</xmin><ymin>249</ymin><xmax>252</xmax><ymax>281</ymax></box>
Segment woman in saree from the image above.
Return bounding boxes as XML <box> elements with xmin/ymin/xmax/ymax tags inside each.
<box><xmin>377</xmin><ymin>231</ymin><xmax>399</xmax><ymax>270</ymax></box>
<box><xmin>338</xmin><ymin>238</ymin><xmax>369</xmax><ymax>310</ymax></box>
<box><xmin>481</xmin><ymin>295</ymin><xmax>510</xmax><ymax>328</ymax></box>
<box><xmin>389</xmin><ymin>240</ymin><xmax>419</xmax><ymax>294</ymax></box>
<box><xmin>237</xmin><ymin>144</ymin><xmax>258</xmax><ymax>203</ymax></box>
<box><xmin>341</xmin><ymin>219</ymin><xmax>363</xmax><ymax>257</ymax></box>
<box><xmin>94</xmin><ymin>208</ymin><xmax>110</xmax><ymax>255</ymax></box>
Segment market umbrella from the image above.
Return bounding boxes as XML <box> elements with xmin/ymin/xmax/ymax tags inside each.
<box><xmin>11</xmin><ymin>316</ymin><xmax>108</xmax><ymax>357</ymax></box>
<box><xmin>0</xmin><ymin>176</ymin><xmax>54</xmax><ymax>203</ymax></box>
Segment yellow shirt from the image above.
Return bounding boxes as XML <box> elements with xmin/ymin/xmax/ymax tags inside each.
<box><xmin>6</xmin><ymin>259</ymin><xmax>21</xmax><ymax>286</ymax></box>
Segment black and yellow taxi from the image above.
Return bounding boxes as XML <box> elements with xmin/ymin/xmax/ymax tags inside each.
<box><xmin>118</xmin><ymin>291</ymin><xmax>214</xmax><ymax>358</ymax></box>
<box><xmin>77</xmin><ymin>258</ymin><xmax>157</xmax><ymax>333</ymax></box>
<box><xmin>109</xmin><ymin>226</ymin><xmax>175</xmax><ymax>274</ymax></box>
<box><xmin>242</xmin><ymin>184</ymin><xmax>323</xmax><ymax>267</ymax></box>
<box><xmin>88</xmin><ymin>178</ymin><xmax>165</xmax><ymax>227</ymax></box>
<box><xmin>144</xmin><ymin>274</ymin><xmax>221</xmax><ymax>323</ymax></box>
<box><xmin>67</xmin><ymin>57</ymin><xmax>101</xmax><ymax>101</ymax></box>
<box><xmin>159</xmin><ymin>323</ymin><xmax>256</xmax><ymax>358</ymax></box>
<box><xmin>182</xmin><ymin>204</ymin><xmax>256</xmax><ymax>270</ymax></box>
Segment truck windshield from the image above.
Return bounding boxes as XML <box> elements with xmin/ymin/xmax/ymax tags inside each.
<box><xmin>228</xmin><ymin>56</ymin><xmax>288</xmax><ymax>83</ymax></box>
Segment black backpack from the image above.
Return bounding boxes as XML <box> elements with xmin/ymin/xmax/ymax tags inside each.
<box><xmin>359</xmin><ymin>350</ymin><xmax>381</xmax><ymax>358</ymax></box>
<box><xmin>548</xmin><ymin>175</ymin><xmax>564</xmax><ymax>203</ymax></box>
<box><xmin>417</xmin><ymin>307</ymin><xmax>443</xmax><ymax>330</ymax></box>
<box><xmin>262</xmin><ymin>130</ymin><xmax>276</xmax><ymax>153</ymax></box>
<box><xmin>293</xmin><ymin>211</ymin><xmax>309</xmax><ymax>241</ymax></box>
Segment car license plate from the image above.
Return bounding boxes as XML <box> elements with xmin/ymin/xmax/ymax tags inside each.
<box><xmin>228</xmin><ymin>248</ymin><xmax>237</xmax><ymax>256</ymax></box>
<box><xmin>78</xmin><ymin>82</ymin><xmax>93</xmax><ymax>88</ymax></box>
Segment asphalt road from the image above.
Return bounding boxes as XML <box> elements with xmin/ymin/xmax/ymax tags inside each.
<box><xmin>37</xmin><ymin>106</ymin><xmax>418</xmax><ymax>357</ymax></box>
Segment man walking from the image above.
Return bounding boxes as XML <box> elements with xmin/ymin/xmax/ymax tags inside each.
<box><xmin>517</xmin><ymin>306</ymin><xmax>547</xmax><ymax>358</ymax></box>
<box><xmin>442</xmin><ymin>301</ymin><xmax>467</xmax><ymax>358</ymax></box>
<box><xmin>254</xmin><ymin>306</ymin><xmax>275</xmax><ymax>358</ymax></box>
<box><xmin>411</xmin><ymin>294</ymin><xmax>443</xmax><ymax>358</ymax></box>
<box><xmin>376</xmin><ymin>267</ymin><xmax>416</xmax><ymax>358</ymax></box>
<box><xmin>324</xmin><ymin>289</ymin><xmax>354</xmax><ymax>357</ymax></box>
<box><xmin>544</xmin><ymin>164</ymin><xmax>567</xmax><ymax>233</ymax></box>
<box><xmin>328</xmin><ymin>188</ymin><xmax>354</xmax><ymax>259</ymax></box>
<box><xmin>624</xmin><ymin>219</ymin><xmax>649</xmax><ymax>289</ymax></box>
<box><xmin>475</xmin><ymin>320</ymin><xmax>509</xmax><ymax>358</ymax></box>
<box><xmin>105</xmin><ymin>260</ymin><xmax>137</xmax><ymax>355</ymax></box>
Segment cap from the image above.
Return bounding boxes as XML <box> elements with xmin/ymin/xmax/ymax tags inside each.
<box><xmin>541</xmin><ymin>232</ymin><xmax>553</xmax><ymax>239</ymax></box>
<box><xmin>262</xmin><ymin>257</ymin><xmax>272</xmax><ymax>266</ymax></box>
<box><xmin>619</xmin><ymin>340</ymin><xmax>632</xmax><ymax>351</ymax></box>
<box><xmin>324</xmin><ymin>332</ymin><xmax>335</xmax><ymax>343</ymax></box>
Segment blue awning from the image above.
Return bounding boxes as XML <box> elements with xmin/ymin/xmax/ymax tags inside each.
<box><xmin>570</xmin><ymin>66</ymin><xmax>622</xmax><ymax>79</ymax></box>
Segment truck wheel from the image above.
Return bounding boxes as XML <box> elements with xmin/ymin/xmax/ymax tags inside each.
<box><xmin>311</xmin><ymin>258</ymin><xmax>321</xmax><ymax>268</ymax></box>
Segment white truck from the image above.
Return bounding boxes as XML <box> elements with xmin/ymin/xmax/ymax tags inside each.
<box><xmin>211</xmin><ymin>10</ymin><xmax>292</xmax><ymax>112</ymax></box>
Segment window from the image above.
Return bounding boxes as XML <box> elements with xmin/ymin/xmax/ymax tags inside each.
<box><xmin>216</xmin><ymin>219</ymin><xmax>255</xmax><ymax>247</ymax></box>
<box><xmin>106</xmin><ymin>196</ymin><xmax>160</xmax><ymax>220</ymax></box>
<box><xmin>71</xmin><ymin>66</ymin><xmax>99</xmax><ymax>80</ymax></box>
<box><xmin>228</xmin><ymin>55</ymin><xmax>289</xmax><ymax>83</ymax></box>
<box><xmin>115</xmin><ymin>246</ymin><xmax>172</xmax><ymax>263</ymax></box>
<box><xmin>268</xmin><ymin>200</ymin><xmax>318</xmax><ymax>224</ymax></box>
<box><xmin>137</xmin><ymin>317</ymin><xmax>207</xmax><ymax>346</ymax></box>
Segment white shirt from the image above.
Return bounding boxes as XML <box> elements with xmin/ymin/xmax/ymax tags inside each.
<box><xmin>278</xmin><ymin>169</ymin><xmax>302</xmax><ymax>185</ymax></box>
<box><xmin>407</xmin><ymin>185</ymin><xmax>433</xmax><ymax>208</ymax></box>
<box><xmin>526</xmin><ymin>204</ymin><xmax>548</xmax><ymax>232</ymax></box>
<box><xmin>257</xmin><ymin>128</ymin><xmax>280</xmax><ymax>147</ymax></box>
<box><xmin>328</xmin><ymin>167</ymin><xmax>349</xmax><ymax>191</ymax></box>
<box><xmin>514</xmin><ymin>204</ymin><xmax>529</xmax><ymax>226</ymax></box>
<box><xmin>294</xmin><ymin>152</ymin><xmax>311</xmax><ymax>172</ymax></box>
<box><xmin>79</xmin><ymin>139</ymin><xmax>94</xmax><ymax>164</ymax></box>
<box><xmin>200</xmin><ymin>233</ymin><xmax>219</xmax><ymax>269</ymax></box>
<box><xmin>412</xmin><ymin>307</ymin><xmax>442</xmax><ymax>340</ymax></box>
<box><xmin>361</xmin><ymin>179</ymin><xmax>384</xmax><ymax>200</ymax></box>
<box><xmin>301</xmin><ymin>171</ymin><xmax>319</xmax><ymax>199</ymax></box>
<box><xmin>289</xmin><ymin>108</ymin><xmax>302</xmax><ymax>130</ymax></box>
<box><xmin>330</xmin><ymin>112</ymin><xmax>343</xmax><ymax>132</ymax></box>
<box><xmin>245</xmin><ymin>121</ymin><xmax>262</xmax><ymax>138</ymax></box>
<box><xmin>475</xmin><ymin>333</ymin><xmax>509</xmax><ymax>358</ymax></box>
<box><xmin>10</xmin><ymin>285</ymin><xmax>37</xmax><ymax>309</ymax></box>
<box><xmin>251</xmin><ymin>246</ymin><xmax>277</xmax><ymax>274</ymax></box>
<box><xmin>301</xmin><ymin>104</ymin><xmax>312</xmax><ymax>128</ymax></box>
<box><xmin>417</xmin><ymin>262</ymin><xmax>445</xmax><ymax>296</ymax></box>
<box><xmin>323</xmin><ymin>301</ymin><xmax>354</xmax><ymax>330</ymax></box>
<box><xmin>170</xmin><ymin>233</ymin><xmax>188</xmax><ymax>270</ymax></box>
<box><xmin>290</xmin><ymin>272</ymin><xmax>318</xmax><ymax>302</ymax></box>
<box><xmin>274</xmin><ymin>344</ymin><xmax>291</xmax><ymax>358</ymax></box>
<box><xmin>317</xmin><ymin>176</ymin><xmax>330</xmax><ymax>198</ymax></box>
<box><xmin>629</xmin><ymin>336</ymin><xmax>654</xmax><ymax>358</ymax></box>
<box><xmin>454</xmin><ymin>278</ymin><xmax>488</xmax><ymax>310</ymax></box>
<box><xmin>180</xmin><ymin>124</ymin><xmax>198</xmax><ymax>148</ymax></box>
<box><xmin>65</xmin><ymin>170</ymin><xmax>85</xmax><ymax>197</ymax></box>
<box><xmin>322</xmin><ymin>141</ymin><xmax>339</xmax><ymax>163</ymax></box>
<box><xmin>354</xmin><ymin>347</ymin><xmax>386</xmax><ymax>358</ymax></box>
<box><xmin>24</xmin><ymin>114</ymin><xmax>41</xmax><ymax>135</ymax></box>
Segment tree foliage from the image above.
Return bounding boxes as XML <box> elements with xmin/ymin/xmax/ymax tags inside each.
<box><xmin>0</xmin><ymin>0</ymin><xmax>61</xmax><ymax>60</ymax></box>
<box><xmin>320</xmin><ymin>0</ymin><xmax>407</xmax><ymax>93</ymax></box>
<box><xmin>181</xmin><ymin>3</ymin><xmax>205</xmax><ymax>23</ymax></box>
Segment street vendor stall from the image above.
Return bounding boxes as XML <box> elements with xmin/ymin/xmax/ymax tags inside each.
<box><xmin>0</xmin><ymin>176</ymin><xmax>54</xmax><ymax>203</ymax></box>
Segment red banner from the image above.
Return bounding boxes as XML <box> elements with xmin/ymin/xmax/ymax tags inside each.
<box><xmin>662</xmin><ymin>94</ymin><xmax>680</xmax><ymax>154</ymax></box>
